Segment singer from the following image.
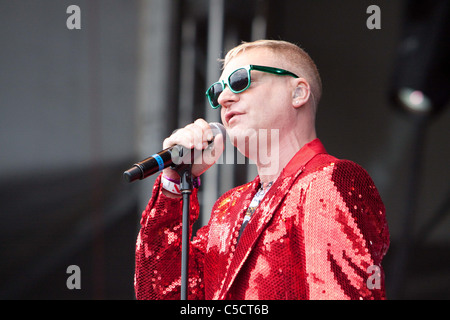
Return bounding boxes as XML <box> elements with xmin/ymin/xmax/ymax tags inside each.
<box><xmin>134</xmin><ymin>40</ymin><xmax>390</xmax><ymax>300</ymax></box>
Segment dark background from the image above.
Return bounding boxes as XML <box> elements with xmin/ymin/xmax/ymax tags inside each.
<box><xmin>0</xmin><ymin>0</ymin><xmax>448</xmax><ymax>299</ymax></box>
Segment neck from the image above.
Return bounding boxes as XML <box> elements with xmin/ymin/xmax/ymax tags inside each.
<box><xmin>256</xmin><ymin>127</ymin><xmax>316</xmax><ymax>185</ymax></box>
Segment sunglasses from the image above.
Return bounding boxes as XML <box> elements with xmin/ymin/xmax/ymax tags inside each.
<box><xmin>205</xmin><ymin>64</ymin><xmax>299</xmax><ymax>109</ymax></box>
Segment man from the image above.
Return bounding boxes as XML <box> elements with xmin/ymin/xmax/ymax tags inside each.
<box><xmin>134</xmin><ymin>40</ymin><xmax>390</xmax><ymax>300</ymax></box>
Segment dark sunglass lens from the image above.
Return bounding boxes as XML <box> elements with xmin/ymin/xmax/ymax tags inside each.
<box><xmin>229</xmin><ymin>68</ymin><xmax>249</xmax><ymax>92</ymax></box>
<box><xmin>209</xmin><ymin>83</ymin><xmax>223</xmax><ymax>107</ymax></box>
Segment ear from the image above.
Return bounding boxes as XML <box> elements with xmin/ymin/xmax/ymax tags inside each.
<box><xmin>292</xmin><ymin>79</ymin><xmax>311</xmax><ymax>108</ymax></box>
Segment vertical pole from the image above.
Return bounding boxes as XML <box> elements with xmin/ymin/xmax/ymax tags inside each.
<box><xmin>135</xmin><ymin>0</ymin><xmax>174</xmax><ymax>210</ymax></box>
<box><xmin>201</xmin><ymin>0</ymin><xmax>225</xmax><ymax>226</ymax></box>
<box><xmin>178</xmin><ymin>165</ymin><xmax>193</xmax><ymax>300</ymax></box>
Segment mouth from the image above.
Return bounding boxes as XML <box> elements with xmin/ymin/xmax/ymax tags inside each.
<box><xmin>225</xmin><ymin>110</ymin><xmax>244</xmax><ymax>125</ymax></box>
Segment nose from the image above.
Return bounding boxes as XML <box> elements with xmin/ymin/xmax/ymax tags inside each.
<box><xmin>217</xmin><ymin>85</ymin><xmax>239</xmax><ymax>108</ymax></box>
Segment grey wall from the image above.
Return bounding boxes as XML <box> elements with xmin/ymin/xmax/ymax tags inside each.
<box><xmin>0</xmin><ymin>0</ymin><xmax>138</xmax><ymax>176</ymax></box>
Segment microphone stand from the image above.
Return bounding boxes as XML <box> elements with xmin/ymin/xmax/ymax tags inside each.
<box><xmin>175</xmin><ymin>163</ymin><xmax>193</xmax><ymax>300</ymax></box>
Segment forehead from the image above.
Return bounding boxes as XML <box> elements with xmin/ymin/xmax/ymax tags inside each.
<box><xmin>221</xmin><ymin>48</ymin><xmax>281</xmax><ymax>79</ymax></box>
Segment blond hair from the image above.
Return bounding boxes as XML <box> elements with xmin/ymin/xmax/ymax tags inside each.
<box><xmin>222</xmin><ymin>40</ymin><xmax>322</xmax><ymax>109</ymax></box>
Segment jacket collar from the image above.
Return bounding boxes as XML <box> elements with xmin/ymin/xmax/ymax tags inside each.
<box><xmin>283</xmin><ymin>138</ymin><xmax>328</xmax><ymax>177</ymax></box>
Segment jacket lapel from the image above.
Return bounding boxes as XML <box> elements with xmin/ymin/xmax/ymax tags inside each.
<box><xmin>217</xmin><ymin>138</ymin><xmax>328</xmax><ymax>299</ymax></box>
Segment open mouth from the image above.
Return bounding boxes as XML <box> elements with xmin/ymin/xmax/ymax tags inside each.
<box><xmin>225</xmin><ymin>111</ymin><xmax>243</xmax><ymax>125</ymax></box>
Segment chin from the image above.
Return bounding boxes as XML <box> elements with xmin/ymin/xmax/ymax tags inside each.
<box><xmin>226</xmin><ymin>125</ymin><xmax>259</xmax><ymax>155</ymax></box>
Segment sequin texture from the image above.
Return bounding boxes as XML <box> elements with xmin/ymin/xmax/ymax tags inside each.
<box><xmin>134</xmin><ymin>139</ymin><xmax>390</xmax><ymax>300</ymax></box>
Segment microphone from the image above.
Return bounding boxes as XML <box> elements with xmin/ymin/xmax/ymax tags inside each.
<box><xmin>123</xmin><ymin>122</ymin><xmax>226</xmax><ymax>183</ymax></box>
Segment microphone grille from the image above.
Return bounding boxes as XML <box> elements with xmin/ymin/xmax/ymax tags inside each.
<box><xmin>209</xmin><ymin>122</ymin><xmax>226</xmax><ymax>137</ymax></box>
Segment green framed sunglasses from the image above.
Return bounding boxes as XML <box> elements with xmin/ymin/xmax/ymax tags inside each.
<box><xmin>205</xmin><ymin>64</ymin><xmax>299</xmax><ymax>109</ymax></box>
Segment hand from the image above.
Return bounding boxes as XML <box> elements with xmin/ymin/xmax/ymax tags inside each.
<box><xmin>162</xmin><ymin>118</ymin><xmax>225</xmax><ymax>181</ymax></box>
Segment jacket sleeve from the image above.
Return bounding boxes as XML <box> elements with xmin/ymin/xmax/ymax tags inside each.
<box><xmin>134</xmin><ymin>174</ymin><xmax>207</xmax><ymax>300</ymax></box>
<box><xmin>303</xmin><ymin>160</ymin><xmax>390</xmax><ymax>300</ymax></box>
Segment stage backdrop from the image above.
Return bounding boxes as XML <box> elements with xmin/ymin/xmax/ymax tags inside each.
<box><xmin>0</xmin><ymin>0</ymin><xmax>448</xmax><ymax>299</ymax></box>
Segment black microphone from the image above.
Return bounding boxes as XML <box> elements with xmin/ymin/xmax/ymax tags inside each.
<box><xmin>123</xmin><ymin>122</ymin><xmax>226</xmax><ymax>183</ymax></box>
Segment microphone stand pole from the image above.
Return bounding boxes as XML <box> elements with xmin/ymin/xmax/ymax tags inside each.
<box><xmin>176</xmin><ymin>164</ymin><xmax>193</xmax><ymax>300</ymax></box>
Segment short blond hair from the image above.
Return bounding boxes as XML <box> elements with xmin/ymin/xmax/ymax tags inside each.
<box><xmin>222</xmin><ymin>40</ymin><xmax>322</xmax><ymax>109</ymax></box>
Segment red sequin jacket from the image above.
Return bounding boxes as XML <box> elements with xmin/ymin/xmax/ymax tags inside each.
<box><xmin>134</xmin><ymin>139</ymin><xmax>390</xmax><ymax>300</ymax></box>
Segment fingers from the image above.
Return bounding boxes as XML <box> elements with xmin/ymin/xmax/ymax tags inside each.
<box><xmin>201</xmin><ymin>131</ymin><xmax>224</xmax><ymax>165</ymax></box>
<box><xmin>161</xmin><ymin>119</ymin><xmax>224</xmax><ymax>179</ymax></box>
<box><xmin>163</xmin><ymin>118</ymin><xmax>213</xmax><ymax>150</ymax></box>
